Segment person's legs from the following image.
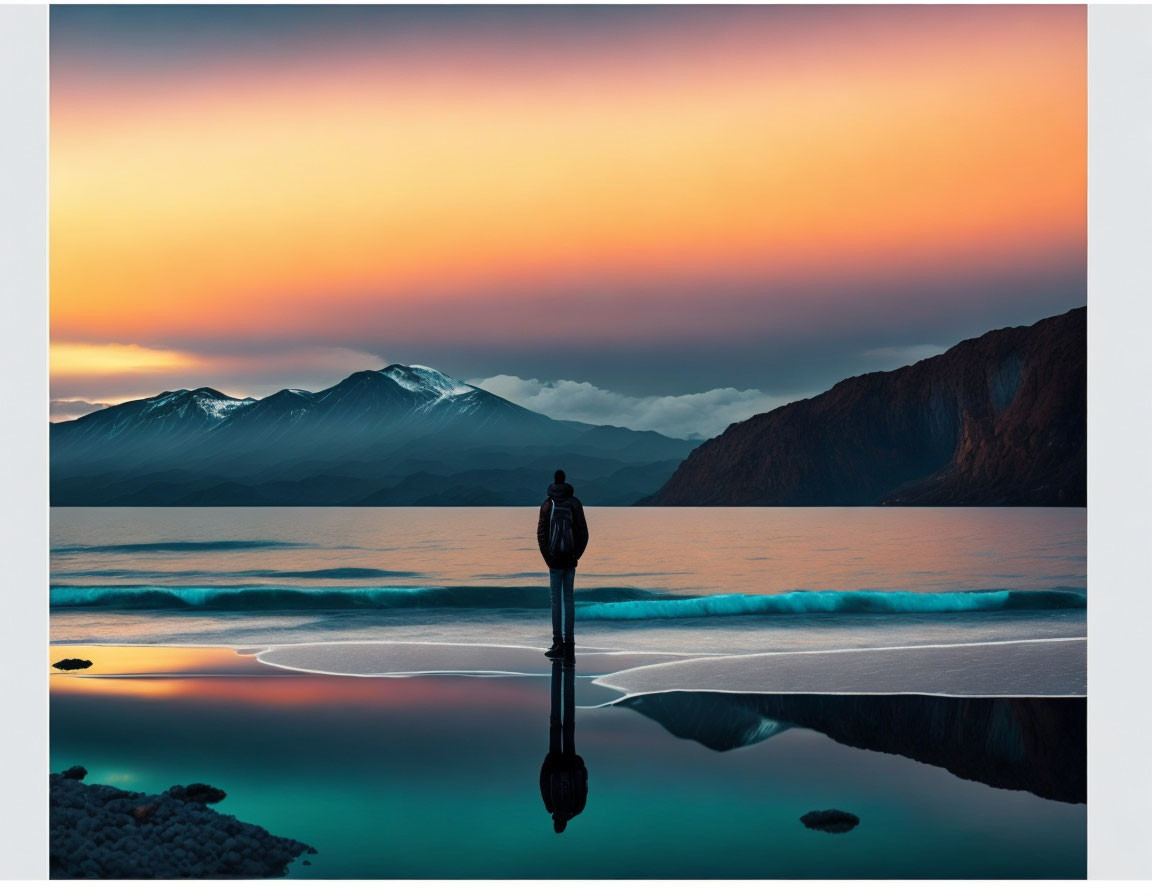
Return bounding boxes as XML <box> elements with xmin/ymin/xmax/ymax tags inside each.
<box><xmin>549</xmin><ymin>568</ymin><xmax>564</xmax><ymax>645</ymax></box>
<box><xmin>561</xmin><ymin>656</ymin><xmax>576</xmax><ymax>755</ymax></box>
<box><xmin>562</xmin><ymin>567</ymin><xmax>576</xmax><ymax>645</ymax></box>
<box><xmin>549</xmin><ymin>657</ymin><xmax>563</xmax><ymax>754</ymax></box>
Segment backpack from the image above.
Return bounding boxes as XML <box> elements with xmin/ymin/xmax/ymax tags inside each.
<box><xmin>549</xmin><ymin>499</ymin><xmax>576</xmax><ymax>565</ymax></box>
<box><xmin>547</xmin><ymin>755</ymin><xmax>588</xmax><ymax>818</ymax></box>
<box><xmin>540</xmin><ymin>753</ymin><xmax>588</xmax><ymax>819</ymax></box>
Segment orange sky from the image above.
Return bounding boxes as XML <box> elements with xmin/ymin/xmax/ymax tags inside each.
<box><xmin>49</xmin><ymin>5</ymin><xmax>1085</xmax><ymax>406</ymax></box>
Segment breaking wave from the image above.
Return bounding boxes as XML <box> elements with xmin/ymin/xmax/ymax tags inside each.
<box><xmin>577</xmin><ymin>588</ymin><xmax>1086</xmax><ymax>619</ymax></box>
<box><xmin>49</xmin><ymin>585</ymin><xmax>1086</xmax><ymax>615</ymax></box>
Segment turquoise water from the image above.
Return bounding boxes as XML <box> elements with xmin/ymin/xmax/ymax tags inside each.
<box><xmin>49</xmin><ymin>507</ymin><xmax>1086</xmax><ymax>651</ymax></box>
<box><xmin>50</xmin><ymin>667</ymin><xmax>1085</xmax><ymax>879</ymax></box>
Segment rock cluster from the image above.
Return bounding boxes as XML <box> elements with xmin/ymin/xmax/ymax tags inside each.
<box><xmin>49</xmin><ymin>768</ymin><xmax>315</xmax><ymax>879</ymax></box>
<box><xmin>53</xmin><ymin>659</ymin><xmax>93</xmax><ymax>671</ymax></box>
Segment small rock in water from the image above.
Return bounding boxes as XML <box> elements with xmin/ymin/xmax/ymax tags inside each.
<box><xmin>61</xmin><ymin>766</ymin><xmax>88</xmax><ymax>781</ymax></box>
<box><xmin>167</xmin><ymin>783</ymin><xmax>227</xmax><ymax>805</ymax></box>
<box><xmin>800</xmin><ymin>809</ymin><xmax>860</xmax><ymax>834</ymax></box>
<box><xmin>53</xmin><ymin>658</ymin><xmax>93</xmax><ymax>671</ymax></box>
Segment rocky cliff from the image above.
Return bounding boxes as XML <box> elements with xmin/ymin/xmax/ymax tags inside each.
<box><xmin>641</xmin><ymin>307</ymin><xmax>1085</xmax><ymax>506</ymax></box>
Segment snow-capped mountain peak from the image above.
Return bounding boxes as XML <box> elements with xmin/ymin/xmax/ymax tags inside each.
<box><xmin>381</xmin><ymin>364</ymin><xmax>475</xmax><ymax>401</ymax></box>
<box><xmin>148</xmin><ymin>388</ymin><xmax>252</xmax><ymax>421</ymax></box>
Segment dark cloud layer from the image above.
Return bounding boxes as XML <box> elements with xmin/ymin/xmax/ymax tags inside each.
<box><xmin>123</xmin><ymin>264</ymin><xmax>1083</xmax><ymax>398</ymax></box>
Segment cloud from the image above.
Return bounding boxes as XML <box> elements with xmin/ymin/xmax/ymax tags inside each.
<box><xmin>50</xmin><ymin>343</ymin><xmax>390</xmax><ymax>407</ymax></box>
<box><xmin>472</xmin><ymin>375</ymin><xmax>801</xmax><ymax>439</ymax></box>
<box><xmin>50</xmin><ymin>342</ymin><xmax>198</xmax><ymax>377</ymax></box>
<box><xmin>50</xmin><ymin>399</ymin><xmax>111</xmax><ymax>423</ymax></box>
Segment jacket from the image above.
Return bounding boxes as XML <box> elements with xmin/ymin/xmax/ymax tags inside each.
<box><xmin>537</xmin><ymin>482</ymin><xmax>590</xmax><ymax>570</ymax></box>
<box><xmin>539</xmin><ymin>751</ymin><xmax>588</xmax><ymax>826</ymax></box>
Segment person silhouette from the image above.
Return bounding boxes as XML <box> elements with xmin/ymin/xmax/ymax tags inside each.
<box><xmin>537</xmin><ymin>469</ymin><xmax>589</xmax><ymax>659</ymax></box>
<box><xmin>539</xmin><ymin>656</ymin><xmax>588</xmax><ymax>833</ymax></box>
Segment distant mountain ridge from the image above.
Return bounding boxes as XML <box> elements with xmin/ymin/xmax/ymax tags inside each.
<box><xmin>641</xmin><ymin>307</ymin><xmax>1086</xmax><ymax>506</ymax></box>
<box><xmin>51</xmin><ymin>365</ymin><xmax>698</xmax><ymax>506</ymax></box>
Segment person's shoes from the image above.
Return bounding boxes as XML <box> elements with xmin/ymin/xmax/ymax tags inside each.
<box><xmin>544</xmin><ymin>640</ymin><xmax>564</xmax><ymax>658</ymax></box>
<box><xmin>562</xmin><ymin>640</ymin><xmax>576</xmax><ymax>662</ymax></box>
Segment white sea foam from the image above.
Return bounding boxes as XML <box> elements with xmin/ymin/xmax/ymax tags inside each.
<box><xmin>246</xmin><ymin>637</ymin><xmax>1086</xmax><ymax>697</ymax></box>
<box><xmin>594</xmin><ymin>638</ymin><xmax>1087</xmax><ymax>697</ymax></box>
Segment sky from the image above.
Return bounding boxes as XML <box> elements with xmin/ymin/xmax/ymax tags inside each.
<box><xmin>50</xmin><ymin>4</ymin><xmax>1086</xmax><ymax>437</ymax></box>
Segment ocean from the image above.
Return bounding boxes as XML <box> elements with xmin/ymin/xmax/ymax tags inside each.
<box><xmin>49</xmin><ymin>506</ymin><xmax>1087</xmax><ymax>877</ymax></box>
<box><xmin>50</xmin><ymin>506</ymin><xmax>1085</xmax><ymax>651</ymax></box>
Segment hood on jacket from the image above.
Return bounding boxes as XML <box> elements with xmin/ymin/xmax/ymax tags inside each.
<box><xmin>547</xmin><ymin>482</ymin><xmax>574</xmax><ymax>501</ymax></box>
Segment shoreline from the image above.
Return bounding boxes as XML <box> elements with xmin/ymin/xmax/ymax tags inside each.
<box><xmin>50</xmin><ymin>636</ymin><xmax>1088</xmax><ymax>697</ymax></box>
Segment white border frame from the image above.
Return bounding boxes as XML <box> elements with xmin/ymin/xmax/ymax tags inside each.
<box><xmin>1086</xmin><ymin>2</ymin><xmax>1152</xmax><ymax>880</ymax></box>
<box><xmin>5</xmin><ymin>0</ymin><xmax>1152</xmax><ymax>884</ymax></box>
<box><xmin>0</xmin><ymin>0</ymin><xmax>49</xmax><ymax>882</ymax></box>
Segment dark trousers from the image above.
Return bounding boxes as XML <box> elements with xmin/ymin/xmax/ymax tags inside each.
<box><xmin>549</xmin><ymin>655</ymin><xmax>576</xmax><ymax>755</ymax></box>
<box><xmin>549</xmin><ymin>567</ymin><xmax>576</xmax><ymax>643</ymax></box>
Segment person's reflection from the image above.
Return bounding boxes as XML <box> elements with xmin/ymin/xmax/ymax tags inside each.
<box><xmin>539</xmin><ymin>656</ymin><xmax>588</xmax><ymax>833</ymax></box>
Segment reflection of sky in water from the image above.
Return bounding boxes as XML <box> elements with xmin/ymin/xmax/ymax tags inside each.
<box><xmin>48</xmin><ymin>506</ymin><xmax>1087</xmax><ymax>876</ymax></box>
<box><xmin>50</xmin><ymin>507</ymin><xmax>1086</xmax><ymax>593</ymax></box>
<box><xmin>50</xmin><ymin>662</ymin><xmax>1085</xmax><ymax>879</ymax></box>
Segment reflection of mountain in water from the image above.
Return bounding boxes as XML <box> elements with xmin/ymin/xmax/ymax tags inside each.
<box><xmin>618</xmin><ymin>692</ymin><xmax>1085</xmax><ymax>804</ymax></box>
<box><xmin>621</xmin><ymin>692</ymin><xmax>793</xmax><ymax>751</ymax></box>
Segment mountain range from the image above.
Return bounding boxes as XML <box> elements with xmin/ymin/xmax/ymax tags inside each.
<box><xmin>50</xmin><ymin>365</ymin><xmax>698</xmax><ymax>506</ymax></box>
<box><xmin>641</xmin><ymin>307</ymin><xmax>1085</xmax><ymax>507</ymax></box>
<box><xmin>52</xmin><ymin>307</ymin><xmax>1086</xmax><ymax>507</ymax></box>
